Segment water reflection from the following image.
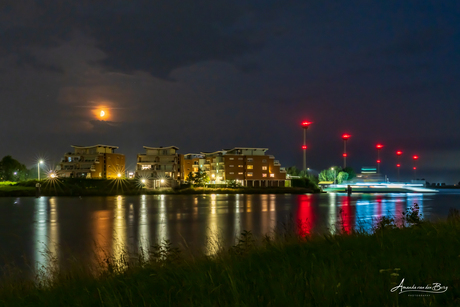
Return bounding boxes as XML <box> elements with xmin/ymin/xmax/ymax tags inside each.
<box><xmin>139</xmin><ymin>195</ymin><xmax>149</xmax><ymax>256</ymax></box>
<box><xmin>157</xmin><ymin>195</ymin><xmax>168</xmax><ymax>244</ymax></box>
<box><xmin>206</xmin><ymin>194</ymin><xmax>219</xmax><ymax>255</ymax></box>
<box><xmin>297</xmin><ymin>195</ymin><xmax>313</xmax><ymax>236</ymax></box>
<box><xmin>21</xmin><ymin>192</ymin><xmax>446</xmax><ymax>275</ymax></box>
<box><xmin>33</xmin><ymin>197</ymin><xmax>59</xmax><ymax>271</ymax></box>
<box><xmin>113</xmin><ymin>196</ymin><xmax>126</xmax><ymax>263</ymax></box>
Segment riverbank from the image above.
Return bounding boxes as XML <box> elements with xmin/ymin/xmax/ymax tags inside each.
<box><xmin>0</xmin><ymin>208</ymin><xmax>458</xmax><ymax>306</ymax></box>
<box><xmin>0</xmin><ymin>179</ymin><xmax>318</xmax><ymax>197</ymax></box>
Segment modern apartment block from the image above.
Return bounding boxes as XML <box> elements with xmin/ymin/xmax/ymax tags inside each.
<box><xmin>198</xmin><ymin>147</ymin><xmax>286</xmax><ymax>187</ymax></box>
<box><xmin>56</xmin><ymin>145</ymin><xmax>125</xmax><ymax>179</ymax></box>
<box><xmin>179</xmin><ymin>153</ymin><xmax>205</xmax><ymax>180</ymax></box>
<box><xmin>136</xmin><ymin>146</ymin><xmax>179</xmax><ymax>187</ymax></box>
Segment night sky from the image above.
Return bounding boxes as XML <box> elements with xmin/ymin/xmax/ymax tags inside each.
<box><xmin>1</xmin><ymin>1</ymin><xmax>459</xmax><ymax>183</ymax></box>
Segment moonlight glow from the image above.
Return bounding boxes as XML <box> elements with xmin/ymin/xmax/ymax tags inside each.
<box><xmin>100</xmin><ymin>110</ymin><xmax>105</xmax><ymax>117</ymax></box>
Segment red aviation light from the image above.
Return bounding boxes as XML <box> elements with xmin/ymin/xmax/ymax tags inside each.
<box><xmin>343</xmin><ymin>153</ymin><xmax>347</xmax><ymax>157</ymax></box>
<box><xmin>301</xmin><ymin>121</ymin><xmax>312</xmax><ymax>128</ymax></box>
<box><xmin>342</xmin><ymin>134</ymin><xmax>351</xmax><ymax>140</ymax></box>
<box><xmin>397</xmin><ymin>164</ymin><xmax>401</xmax><ymax>167</ymax></box>
<box><xmin>302</xmin><ymin>145</ymin><xmax>307</xmax><ymax>150</ymax></box>
<box><xmin>376</xmin><ymin>144</ymin><xmax>383</xmax><ymax>149</ymax></box>
<box><xmin>377</xmin><ymin>160</ymin><xmax>381</xmax><ymax>163</ymax></box>
<box><xmin>396</xmin><ymin>151</ymin><xmax>402</xmax><ymax>156</ymax></box>
<box><xmin>413</xmin><ymin>155</ymin><xmax>419</xmax><ymax>160</ymax></box>
<box><xmin>413</xmin><ymin>167</ymin><xmax>417</xmax><ymax>170</ymax></box>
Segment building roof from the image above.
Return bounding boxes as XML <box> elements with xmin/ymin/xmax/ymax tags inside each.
<box><xmin>223</xmin><ymin>147</ymin><xmax>269</xmax><ymax>151</ymax></box>
<box><xmin>143</xmin><ymin>146</ymin><xmax>179</xmax><ymax>150</ymax></box>
<box><xmin>200</xmin><ymin>150</ymin><xmax>224</xmax><ymax>155</ymax></box>
<box><xmin>71</xmin><ymin>144</ymin><xmax>119</xmax><ymax>149</ymax></box>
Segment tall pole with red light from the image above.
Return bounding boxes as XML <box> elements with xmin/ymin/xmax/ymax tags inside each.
<box><xmin>342</xmin><ymin>134</ymin><xmax>351</xmax><ymax>169</ymax></box>
<box><xmin>396</xmin><ymin>150</ymin><xmax>402</xmax><ymax>182</ymax></box>
<box><xmin>413</xmin><ymin>155</ymin><xmax>418</xmax><ymax>179</ymax></box>
<box><xmin>301</xmin><ymin>121</ymin><xmax>312</xmax><ymax>173</ymax></box>
<box><xmin>376</xmin><ymin>144</ymin><xmax>383</xmax><ymax>174</ymax></box>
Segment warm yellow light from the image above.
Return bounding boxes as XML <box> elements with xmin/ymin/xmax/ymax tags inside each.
<box><xmin>117</xmin><ymin>173</ymin><xmax>121</xmax><ymax>177</ymax></box>
<box><xmin>100</xmin><ymin>110</ymin><xmax>105</xmax><ymax>117</ymax></box>
<box><xmin>50</xmin><ymin>173</ymin><xmax>56</xmax><ymax>178</ymax></box>
<box><xmin>161</xmin><ymin>179</ymin><xmax>164</xmax><ymax>183</ymax></box>
<box><xmin>212</xmin><ymin>174</ymin><xmax>215</xmax><ymax>178</ymax></box>
<box><xmin>141</xmin><ymin>179</ymin><xmax>146</xmax><ymax>183</ymax></box>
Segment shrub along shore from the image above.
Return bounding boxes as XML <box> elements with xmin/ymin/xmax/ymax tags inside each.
<box><xmin>0</xmin><ymin>207</ymin><xmax>459</xmax><ymax>306</ymax></box>
<box><xmin>0</xmin><ymin>178</ymin><xmax>319</xmax><ymax>197</ymax></box>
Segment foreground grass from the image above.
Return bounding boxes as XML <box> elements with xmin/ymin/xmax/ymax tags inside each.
<box><xmin>0</xmin><ymin>210</ymin><xmax>459</xmax><ymax>306</ymax></box>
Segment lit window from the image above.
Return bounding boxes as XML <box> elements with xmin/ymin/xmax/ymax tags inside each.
<box><xmin>262</xmin><ymin>173</ymin><xmax>267</xmax><ymax>177</ymax></box>
<box><xmin>262</xmin><ymin>166</ymin><xmax>267</xmax><ymax>170</ymax></box>
<box><xmin>247</xmin><ymin>165</ymin><xmax>253</xmax><ymax>169</ymax></box>
<box><xmin>270</xmin><ymin>174</ymin><xmax>275</xmax><ymax>178</ymax></box>
<box><xmin>230</xmin><ymin>165</ymin><xmax>234</xmax><ymax>167</ymax></box>
<box><xmin>247</xmin><ymin>172</ymin><xmax>253</xmax><ymax>177</ymax></box>
<box><xmin>229</xmin><ymin>172</ymin><xmax>234</xmax><ymax>174</ymax></box>
<box><xmin>247</xmin><ymin>158</ymin><xmax>253</xmax><ymax>162</ymax></box>
<box><xmin>142</xmin><ymin>165</ymin><xmax>151</xmax><ymax>170</ymax></box>
<box><xmin>229</xmin><ymin>157</ymin><xmax>234</xmax><ymax>160</ymax></box>
<box><xmin>238</xmin><ymin>165</ymin><xmax>243</xmax><ymax>168</ymax></box>
<box><xmin>238</xmin><ymin>172</ymin><xmax>243</xmax><ymax>175</ymax></box>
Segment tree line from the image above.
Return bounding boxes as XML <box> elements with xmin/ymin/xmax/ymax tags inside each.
<box><xmin>0</xmin><ymin>155</ymin><xmax>31</xmax><ymax>182</ymax></box>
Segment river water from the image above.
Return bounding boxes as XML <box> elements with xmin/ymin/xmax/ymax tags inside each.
<box><xmin>0</xmin><ymin>191</ymin><xmax>459</xmax><ymax>273</ymax></box>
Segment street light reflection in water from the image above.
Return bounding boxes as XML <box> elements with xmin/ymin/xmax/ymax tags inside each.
<box><xmin>20</xmin><ymin>193</ymin><xmax>436</xmax><ymax>275</ymax></box>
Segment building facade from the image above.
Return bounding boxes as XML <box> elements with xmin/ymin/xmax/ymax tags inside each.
<box><xmin>192</xmin><ymin>147</ymin><xmax>286</xmax><ymax>187</ymax></box>
<box><xmin>136</xmin><ymin>146</ymin><xmax>179</xmax><ymax>187</ymax></box>
<box><xmin>56</xmin><ymin>145</ymin><xmax>125</xmax><ymax>179</ymax></box>
<box><xmin>179</xmin><ymin>153</ymin><xmax>204</xmax><ymax>182</ymax></box>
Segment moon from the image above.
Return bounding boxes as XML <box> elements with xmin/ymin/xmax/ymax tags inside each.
<box><xmin>100</xmin><ymin>110</ymin><xmax>105</xmax><ymax>117</ymax></box>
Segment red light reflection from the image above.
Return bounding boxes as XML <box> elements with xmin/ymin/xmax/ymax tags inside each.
<box><xmin>296</xmin><ymin>195</ymin><xmax>314</xmax><ymax>237</ymax></box>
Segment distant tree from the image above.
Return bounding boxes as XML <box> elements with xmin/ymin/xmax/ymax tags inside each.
<box><xmin>342</xmin><ymin>167</ymin><xmax>356</xmax><ymax>180</ymax></box>
<box><xmin>287</xmin><ymin>166</ymin><xmax>300</xmax><ymax>176</ymax></box>
<box><xmin>226</xmin><ymin>179</ymin><xmax>241</xmax><ymax>188</ymax></box>
<box><xmin>319</xmin><ymin>166</ymin><xmax>341</xmax><ymax>182</ymax></box>
<box><xmin>193</xmin><ymin>168</ymin><xmax>210</xmax><ymax>187</ymax></box>
<box><xmin>186</xmin><ymin>172</ymin><xmax>195</xmax><ymax>183</ymax></box>
<box><xmin>0</xmin><ymin>156</ymin><xmax>27</xmax><ymax>181</ymax></box>
<box><xmin>337</xmin><ymin>171</ymin><xmax>349</xmax><ymax>184</ymax></box>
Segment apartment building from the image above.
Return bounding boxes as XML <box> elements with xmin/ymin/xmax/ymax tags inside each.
<box><xmin>200</xmin><ymin>147</ymin><xmax>286</xmax><ymax>187</ymax></box>
<box><xmin>55</xmin><ymin>145</ymin><xmax>125</xmax><ymax>179</ymax></box>
<box><xmin>178</xmin><ymin>153</ymin><xmax>205</xmax><ymax>182</ymax></box>
<box><xmin>136</xmin><ymin>146</ymin><xmax>179</xmax><ymax>187</ymax></box>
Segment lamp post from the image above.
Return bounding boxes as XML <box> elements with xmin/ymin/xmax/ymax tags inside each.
<box><xmin>413</xmin><ymin>155</ymin><xmax>418</xmax><ymax>179</ymax></box>
<box><xmin>37</xmin><ymin>160</ymin><xmax>43</xmax><ymax>180</ymax></box>
<box><xmin>301</xmin><ymin>121</ymin><xmax>312</xmax><ymax>173</ymax></box>
<box><xmin>376</xmin><ymin>144</ymin><xmax>383</xmax><ymax>174</ymax></box>
<box><xmin>331</xmin><ymin>167</ymin><xmax>336</xmax><ymax>184</ymax></box>
<box><xmin>396</xmin><ymin>150</ymin><xmax>402</xmax><ymax>182</ymax></box>
<box><xmin>342</xmin><ymin>134</ymin><xmax>351</xmax><ymax>168</ymax></box>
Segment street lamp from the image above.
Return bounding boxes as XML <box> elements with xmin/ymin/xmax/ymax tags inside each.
<box><xmin>37</xmin><ymin>160</ymin><xmax>43</xmax><ymax>180</ymax></box>
<box><xmin>342</xmin><ymin>134</ymin><xmax>351</xmax><ymax>168</ymax></box>
<box><xmin>396</xmin><ymin>150</ymin><xmax>402</xmax><ymax>182</ymax></box>
<box><xmin>331</xmin><ymin>167</ymin><xmax>336</xmax><ymax>184</ymax></box>
<box><xmin>301</xmin><ymin>121</ymin><xmax>312</xmax><ymax>173</ymax></box>
<box><xmin>376</xmin><ymin>144</ymin><xmax>383</xmax><ymax>174</ymax></box>
<box><xmin>413</xmin><ymin>155</ymin><xmax>419</xmax><ymax>179</ymax></box>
